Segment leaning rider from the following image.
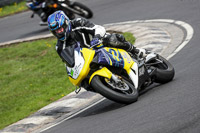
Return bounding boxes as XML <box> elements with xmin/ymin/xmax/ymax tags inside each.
<box><xmin>47</xmin><ymin>10</ymin><xmax>148</xmax><ymax>64</ymax></box>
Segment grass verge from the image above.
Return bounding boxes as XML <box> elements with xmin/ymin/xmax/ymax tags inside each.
<box><xmin>0</xmin><ymin>1</ymin><xmax>28</xmax><ymax>17</ymax></box>
<box><xmin>0</xmin><ymin>38</ymin><xmax>75</xmax><ymax>129</ymax></box>
<box><xmin>123</xmin><ymin>32</ymin><xmax>136</xmax><ymax>44</ymax></box>
<box><xmin>0</xmin><ymin>32</ymin><xmax>135</xmax><ymax>129</ymax></box>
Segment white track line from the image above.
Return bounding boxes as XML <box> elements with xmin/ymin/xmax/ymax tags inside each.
<box><xmin>167</xmin><ymin>20</ymin><xmax>194</xmax><ymax>59</ymax></box>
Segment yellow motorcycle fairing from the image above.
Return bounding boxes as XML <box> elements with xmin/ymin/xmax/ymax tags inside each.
<box><xmin>68</xmin><ymin>48</ymin><xmax>95</xmax><ymax>86</ymax></box>
<box><xmin>103</xmin><ymin>47</ymin><xmax>135</xmax><ymax>74</ymax></box>
<box><xmin>89</xmin><ymin>47</ymin><xmax>136</xmax><ymax>85</ymax></box>
<box><xmin>89</xmin><ymin>67</ymin><xmax>112</xmax><ymax>84</ymax></box>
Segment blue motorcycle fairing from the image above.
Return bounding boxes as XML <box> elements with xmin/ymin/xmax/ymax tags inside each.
<box><xmin>95</xmin><ymin>48</ymin><xmax>125</xmax><ymax>68</ymax></box>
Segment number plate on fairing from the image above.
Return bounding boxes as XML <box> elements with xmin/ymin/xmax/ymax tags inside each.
<box><xmin>66</xmin><ymin>50</ymin><xmax>84</xmax><ymax>79</ymax></box>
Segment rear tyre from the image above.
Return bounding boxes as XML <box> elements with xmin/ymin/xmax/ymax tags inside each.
<box><xmin>153</xmin><ymin>55</ymin><xmax>175</xmax><ymax>83</ymax></box>
<box><xmin>90</xmin><ymin>75</ymin><xmax>138</xmax><ymax>104</ymax></box>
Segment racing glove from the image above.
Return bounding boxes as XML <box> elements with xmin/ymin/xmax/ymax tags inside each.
<box><xmin>90</xmin><ymin>35</ymin><xmax>103</xmax><ymax>48</ymax></box>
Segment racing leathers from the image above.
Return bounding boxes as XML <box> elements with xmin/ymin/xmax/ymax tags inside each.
<box><xmin>56</xmin><ymin>18</ymin><xmax>140</xmax><ymax>63</ymax></box>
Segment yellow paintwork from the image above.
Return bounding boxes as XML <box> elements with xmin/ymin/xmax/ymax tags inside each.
<box><xmin>69</xmin><ymin>48</ymin><xmax>95</xmax><ymax>86</ymax></box>
<box><xmin>69</xmin><ymin>47</ymin><xmax>135</xmax><ymax>86</ymax></box>
<box><xmin>104</xmin><ymin>47</ymin><xmax>135</xmax><ymax>74</ymax></box>
<box><xmin>89</xmin><ymin>67</ymin><xmax>112</xmax><ymax>84</ymax></box>
<box><xmin>96</xmin><ymin>43</ymin><xmax>104</xmax><ymax>48</ymax></box>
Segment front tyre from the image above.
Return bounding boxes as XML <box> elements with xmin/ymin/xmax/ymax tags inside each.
<box><xmin>90</xmin><ymin>76</ymin><xmax>138</xmax><ymax>104</ymax></box>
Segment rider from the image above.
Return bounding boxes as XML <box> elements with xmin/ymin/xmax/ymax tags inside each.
<box><xmin>26</xmin><ymin>0</ymin><xmax>75</xmax><ymax>23</ymax></box>
<box><xmin>47</xmin><ymin>10</ymin><xmax>147</xmax><ymax>64</ymax></box>
<box><xmin>26</xmin><ymin>0</ymin><xmax>48</xmax><ymax>22</ymax></box>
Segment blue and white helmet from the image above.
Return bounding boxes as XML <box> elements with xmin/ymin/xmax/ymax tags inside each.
<box><xmin>48</xmin><ymin>10</ymin><xmax>71</xmax><ymax>41</ymax></box>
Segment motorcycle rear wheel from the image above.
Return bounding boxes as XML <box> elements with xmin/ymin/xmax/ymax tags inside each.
<box><xmin>71</xmin><ymin>2</ymin><xmax>93</xmax><ymax>19</ymax></box>
<box><xmin>153</xmin><ymin>55</ymin><xmax>175</xmax><ymax>83</ymax></box>
<box><xmin>90</xmin><ymin>75</ymin><xmax>138</xmax><ymax>104</ymax></box>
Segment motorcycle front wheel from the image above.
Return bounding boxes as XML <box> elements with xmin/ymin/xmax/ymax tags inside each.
<box><xmin>71</xmin><ymin>2</ymin><xmax>93</xmax><ymax>19</ymax></box>
<box><xmin>90</xmin><ymin>75</ymin><xmax>138</xmax><ymax>104</ymax></box>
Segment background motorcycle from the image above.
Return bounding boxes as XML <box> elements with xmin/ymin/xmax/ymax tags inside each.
<box><xmin>26</xmin><ymin>0</ymin><xmax>93</xmax><ymax>25</ymax></box>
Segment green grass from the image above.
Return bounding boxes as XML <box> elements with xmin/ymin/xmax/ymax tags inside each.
<box><xmin>0</xmin><ymin>32</ymin><xmax>135</xmax><ymax>129</ymax></box>
<box><xmin>0</xmin><ymin>1</ymin><xmax>28</xmax><ymax>17</ymax></box>
<box><xmin>0</xmin><ymin>38</ymin><xmax>75</xmax><ymax>129</ymax></box>
<box><xmin>123</xmin><ymin>32</ymin><xmax>136</xmax><ymax>44</ymax></box>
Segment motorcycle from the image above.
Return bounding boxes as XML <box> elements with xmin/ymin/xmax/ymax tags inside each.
<box><xmin>64</xmin><ymin>41</ymin><xmax>175</xmax><ymax>104</ymax></box>
<box><xmin>26</xmin><ymin>0</ymin><xmax>93</xmax><ymax>25</ymax></box>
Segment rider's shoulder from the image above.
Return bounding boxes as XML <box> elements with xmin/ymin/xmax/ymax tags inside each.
<box><xmin>71</xmin><ymin>18</ymin><xmax>92</xmax><ymax>27</ymax></box>
<box><xmin>73</xmin><ymin>17</ymin><xmax>87</xmax><ymax>22</ymax></box>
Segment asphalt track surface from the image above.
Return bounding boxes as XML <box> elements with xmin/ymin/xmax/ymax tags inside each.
<box><xmin>1</xmin><ymin>0</ymin><xmax>200</xmax><ymax>133</ymax></box>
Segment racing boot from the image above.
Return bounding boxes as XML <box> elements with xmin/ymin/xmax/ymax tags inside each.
<box><xmin>125</xmin><ymin>42</ymin><xmax>148</xmax><ymax>59</ymax></box>
<box><xmin>135</xmin><ymin>48</ymin><xmax>148</xmax><ymax>58</ymax></box>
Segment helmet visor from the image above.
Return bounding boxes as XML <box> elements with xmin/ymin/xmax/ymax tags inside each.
<box><xmin>55</xmin><ymin>27</ymin><xmax>64</xmax><ymax>34</ymax></box>
<box><xmin>53</xmin><ymin>27</ymin><xmax>65</xmax><ymax>39</ymax></box>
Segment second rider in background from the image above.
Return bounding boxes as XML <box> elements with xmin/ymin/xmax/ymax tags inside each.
<box><xmin>26</xmin><ymin>0</ymin><xmax>75</xmax><ymax>25</ymax></box>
